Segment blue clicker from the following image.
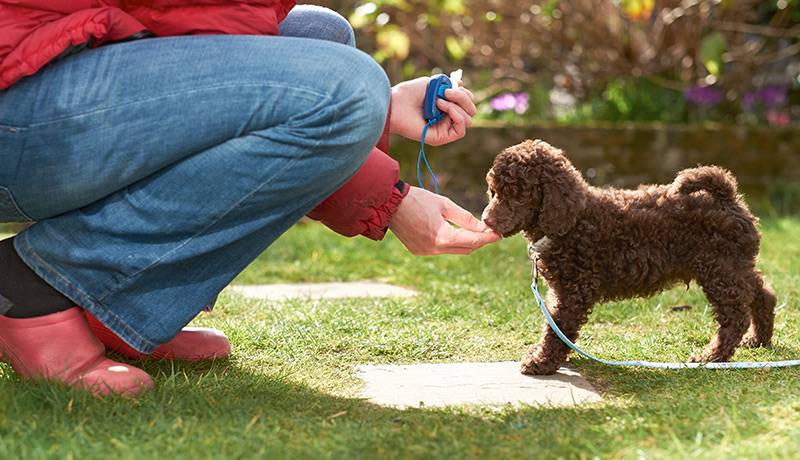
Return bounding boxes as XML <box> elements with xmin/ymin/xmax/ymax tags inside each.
<box><xmin>423</xmin><ymin>74</ymin><xmax>452</xmax><ymax>124</ymax></box>
<box><xmin>418</xmin><ymin>73</ymin><xmax>453</xmax><ymax>194</ymax></box>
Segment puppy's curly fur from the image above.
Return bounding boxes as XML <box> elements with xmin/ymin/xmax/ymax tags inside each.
<box><xmin>482</xmin><ymin>140</ymin><xmax>776</xmax><ymax>375</ymax></box>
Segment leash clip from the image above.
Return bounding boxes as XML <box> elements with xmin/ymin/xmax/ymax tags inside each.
<box><xmin>527</xmin><ymin>242</ymin><xmax>539</xmax><ymax>288</ymax></box>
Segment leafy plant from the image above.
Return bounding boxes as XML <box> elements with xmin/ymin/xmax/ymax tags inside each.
<box><xmin>337</xmin><ymin>0</ymin><xmax>800</xmax><ymax>124</ymax></box>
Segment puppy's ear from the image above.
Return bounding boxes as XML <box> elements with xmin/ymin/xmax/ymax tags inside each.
<box><xmin>488</xmin><ymin>149</ymin><xmax>525</xmax><ymax>199</ymax></box>
<box><xmin>537</xmin><ymin>147</ymin><xmax>588</xmax><ymax>237</ymax></box>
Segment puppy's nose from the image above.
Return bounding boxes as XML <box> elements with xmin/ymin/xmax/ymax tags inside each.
<box><xmin>483</xmin><ymin>217</ymin><xmax>495</xmax><ymax>230</ymax></box>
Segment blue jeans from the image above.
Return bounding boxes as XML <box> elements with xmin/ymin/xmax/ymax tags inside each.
<box><xmin>0</xmin><ymin>7</ymin><xmax>389</xmax><ymax>353</ymax></box>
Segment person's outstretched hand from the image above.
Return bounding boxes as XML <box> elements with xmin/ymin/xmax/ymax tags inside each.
<box><xmin>389</xmin><ymin>76</ymin><xmax>477</xmax><ymax>146</ymax></box>
<box><xmin>389</xmin><ymin>186</ymin><xmax>501</xmax><ymax>255</ymax></box>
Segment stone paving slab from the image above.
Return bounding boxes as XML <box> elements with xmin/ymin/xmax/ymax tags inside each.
<box><xmin>357</xmin><ymin>361</ymin><xmax>602</xmax><ymax>409</ymax></box>
<box><xmin>230</xmin><ymin>282</ymin><xmax>417</xmax><ymax>301</ymax></box>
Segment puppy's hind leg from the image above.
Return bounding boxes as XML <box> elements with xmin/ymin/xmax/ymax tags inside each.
<box><xmin>740</xmin><ymin>272</ymin><xmax>776</xmax><ymax>348</ymax></box>
<box><xmin>690</xmin><ymin>269</ymin><xmax>753</xmax><ymax>363</ymax></box>
<box><xmin>521</xmin><ymin>288</ymin><xmax>593</xmax><ymax>375</ymax></box>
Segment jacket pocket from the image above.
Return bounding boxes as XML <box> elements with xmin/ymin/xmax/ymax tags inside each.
<box><xmin>0</xmin><ymin>186</ymin><xmax>33</xmax><ymax>223</ymax></box>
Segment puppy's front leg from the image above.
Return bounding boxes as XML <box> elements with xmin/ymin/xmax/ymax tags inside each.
<box><xmin>521</xmin><ymin>288</ymin><xmax>593</xmax><ymax>375</ymax></box>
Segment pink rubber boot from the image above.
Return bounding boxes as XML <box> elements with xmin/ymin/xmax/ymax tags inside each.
<box><xmin>0</xmin><ymin>307</ymin><xmax>153</xmax><ymax>397</ymax></box>
<box><xmin>85</xmin><ymin>312</ymin><xmax>231</xmax><ymax>362</ymax></box>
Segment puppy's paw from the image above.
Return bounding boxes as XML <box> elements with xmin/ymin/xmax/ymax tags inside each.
<box><xmin>688</xmin><ymin>350</ymin><xmax>730</xmax><ymax>363</ymax></box>
<box><xmin>739</xmin><ymin>333</ymin><xmax>771</xmax><ymax>349</ymax></box>
<box><xmin>520</xmin><ymin>352</ymin><xmax>560</xmax><ymax>375</ymax></box>
<box><xmin>687</xmin><ymin>354</ymin><xmax>707</xmax><ymax>364</ymax></box>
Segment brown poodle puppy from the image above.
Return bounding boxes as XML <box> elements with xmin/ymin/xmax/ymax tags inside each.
<box><xmin>482</xmin><ymin>139</ymin><xmax>776</xmax><ymax>375</ymax></box>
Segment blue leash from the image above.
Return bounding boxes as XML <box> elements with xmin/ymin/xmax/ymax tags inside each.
<box><xmin>527</xmin><ymin>243</ymin><xmax>800</xmax><ymax>369</ymax></box>
<box><xmin>417</xmin><ymin>120</ymin><xmax>439</xmax><ymax>194</ymax></box>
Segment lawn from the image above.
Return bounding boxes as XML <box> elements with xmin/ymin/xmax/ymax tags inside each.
<box><xmin>1</xmin><ymin>218</ymin><xmax>799</xmax><ymax>459</ymax></box>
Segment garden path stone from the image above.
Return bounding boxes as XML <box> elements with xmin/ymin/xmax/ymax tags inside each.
<box><xmin>230</xmin><ymin>282</ymin><xmax>417</xmax><ymax>301</ymax></box>
<box><xmin>357</xmin><ymin>361</ymin><xmax>601</xmax><ymax>408</ymax></box>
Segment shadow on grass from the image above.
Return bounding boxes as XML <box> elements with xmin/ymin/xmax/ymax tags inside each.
<box><xmin>0</xmin><ymin>359</ymin><xmax>608</xmax><ymax>457</ymax></box>
<box><xmin>2</xmin><ymin>354</ymin><xmax>798</xmax><ymax>458</ymax></box>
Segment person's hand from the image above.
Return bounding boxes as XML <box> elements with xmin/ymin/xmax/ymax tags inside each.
<box><xmin>389</xmin><ymin>77</ymin><xmax>477</xmax><ymax>146</ymax></box>
<box><xmin>389</xmin><ymin>186</ymin><xmax>501</xmax><ymax>255</ymax></box>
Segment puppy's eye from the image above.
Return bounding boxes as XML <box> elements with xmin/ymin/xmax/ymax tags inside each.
<box><xmin>490</xmin><ymin>189</ymin><xmax>496</xmax><ymax>198</ymax></box>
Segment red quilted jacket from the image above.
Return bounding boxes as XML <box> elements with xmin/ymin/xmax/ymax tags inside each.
<box><xmin>0</xmin><ymin>0</ymin><xmax>407</xmax><ymax>240</ymax></box>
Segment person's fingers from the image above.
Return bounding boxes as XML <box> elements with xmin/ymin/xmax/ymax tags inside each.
<box><xmin>433</xmin><ymin>246</ymin><xmax>475</xmax><ymax>256</ymax></box>
<box><xmin>436</xmin><ymin>99</ymin><xmax>470</xmax><ymax>135</ymax></box>
<box><xmin>461</xmin><ymin>87</ymin><xmax>475</xmax><ymax>102</ymax></box>
<box><xmin>438</xmin><ymin>99</ymin><xmax>473</xmax><ymax>128</ymax></box>
<box><xmin>446</xmin><ymin>107</ymin><xmax>468</xmax><ymax>138</ymax></box>
<box><xmin>441</xmin><ymin>198</ymin><xmax>489</xmax><ymax>231</ymax></box>
<box><xmin>427</xmin><ymin>107</ymin><xmax>465</xmax><ymax>146</ymax></box>
<box><xmin>453</xmin><ymin>79</ymin><xmax>473</xmax><ymax>100</ymax></box>
<box><xmin>438</xmin><ymin>227</ymin><xmax>502</xmax><ymax>250</ymax></box>
<box><xmin>444</xmin><ymin>88</ymin><xmax>477</xmax><ymax>116</ymax></box>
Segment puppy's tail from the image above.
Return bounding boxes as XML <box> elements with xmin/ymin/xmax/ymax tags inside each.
<box><xmin>674</xmin><ymin>166</ymin><xmax>738</xmax><ymax>202</ymax></box>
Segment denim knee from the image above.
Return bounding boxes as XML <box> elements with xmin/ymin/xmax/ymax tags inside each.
<box><xmin>327</xmin><ymin>48</ymin><xmax>390</xmax><ymax>158</ymax></box>
<box><xmin>354</xmin><ymin>66</ymin><xmax>390</xmax><ymax>150</ymax></box>
<box><xmin>280</xmin><ymin>5</ymin><xmax>356</xmax><ymax>47</ymax></box>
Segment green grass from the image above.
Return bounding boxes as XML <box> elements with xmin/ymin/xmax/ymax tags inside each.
<box><xmin>2</xmin><ymin>218</ymin><xmax>800</xmax><ymax>459</ymax></box>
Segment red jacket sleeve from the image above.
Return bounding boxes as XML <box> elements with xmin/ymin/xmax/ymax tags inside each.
<box><xmin>307</xmin><ymin>105</ymin><xmax>410</xmax><ymax>240</ymax></box>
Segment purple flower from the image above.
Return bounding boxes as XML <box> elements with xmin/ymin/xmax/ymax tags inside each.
<box><xmin>684</xmin><ymin>85</ymin><xmax>723</xmax><ymax>107</ymax></box>
<box><xmin>513</xmin><ymin>93</ymin><xmax>529</xmax><ymax>114</ymax></box>
<box><xmin>490</xmin><ymin>92</ymin><xmax>529</xmax><ymax>113</ymax></box>
<box><xmin>490</xmin><ymin>93</ymin><xmax>516</xmax><ymax>111</ymax></box>
<box><xmin>743</xmin><ymin>85</ymin><xmax>788</xmax><ymax>111</ymax></box>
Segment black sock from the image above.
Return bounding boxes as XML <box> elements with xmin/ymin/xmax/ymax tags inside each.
<box><xmin>0</xmin><ymin>236</ymin><xmax>74</xmax><ymax>318</ymax></box>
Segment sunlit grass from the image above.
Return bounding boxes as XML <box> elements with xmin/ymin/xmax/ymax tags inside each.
<box><xmin>1</xmin><ymin>218</ymin><xmax>799</xmax><ymax>459</ymax></box>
